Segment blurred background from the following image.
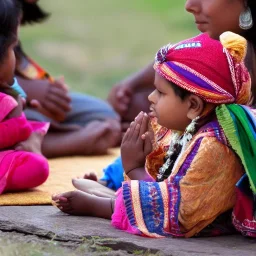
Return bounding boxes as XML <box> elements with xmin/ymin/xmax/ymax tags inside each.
<box><xmin>20</xmin><ymin>0</ymin><xmax>197</xmax><ymax>98</ymax></box>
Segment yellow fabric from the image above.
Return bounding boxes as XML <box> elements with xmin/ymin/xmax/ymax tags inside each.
<box><xmin>175</xmin><ymin>136</ymin><xmax>243</xmax><ymax>237</ymax></box>
<box><xmin>0</xmin><ymin>148</ymin><xmax>120</xmax><ymax>206</ymax></box>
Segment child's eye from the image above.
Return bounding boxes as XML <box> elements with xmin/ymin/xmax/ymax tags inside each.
<box><xmin>156</xmin><ymin>89</ymin><xmax>163</xmax><ymax>94</ymax></box>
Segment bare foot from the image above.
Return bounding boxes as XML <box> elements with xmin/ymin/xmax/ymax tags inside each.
<box><xmin>14</xmin><ymin>132</ymin><xmax>43</xmax><ymax>154</ymax></box>
<box><xmin>83</xmin><ymin>172</ymin><xmax>98</xmax><ymax>181</ymax></box>
<box><xmin>52</xmin><ymin>190</ymin><xmax>113</xmax><ymax>218</ymax></box>
<box><xmin>72</xmin><ymin>178</ymin><xmax>115</xmax><ymax>198</ymax></box>
<box><xmin>71</xmin><ymin>120</ymin><xmax>118</xmax><ymax>155</ymax></box>
<box><xmin>83</xmin><ymin>172</ymin><xmax>107</xmax><ymax>186</ymax></box>
<box><xmin>52</xmin><ymin>190</ymin><xmax>94</xmax><ymax>215</ymax></box>
<box><xmin>42</xmin><ymin>120</ymin><xmax>121</xmax><ymax>158</ymax></box>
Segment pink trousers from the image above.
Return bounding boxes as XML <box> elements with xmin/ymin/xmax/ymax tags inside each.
<box><xmin>0</xmin><ymin>150</ymin><xmax>49</xmax><ymax>193</ymax></box>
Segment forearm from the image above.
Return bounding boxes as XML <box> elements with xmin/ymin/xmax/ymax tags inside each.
<box><xmin>125</xmin><ymin>62</ymin><xmax>155</xmax><ymax>91</ymax></box>
<box><xmin>126</xmin><ymin>167</ymin><xmax>153</xmax><ymax>181</ymax></box>
<box><xmin>16</xmin><ymin>75</ymin><xmax>34</xmax><ymax>91</ymax></box>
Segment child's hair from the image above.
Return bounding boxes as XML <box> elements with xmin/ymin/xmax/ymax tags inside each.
<box><xmin>169</xmin><ymin>81</ymin><xmax>191</xmax><ymax>100</ymax></box>
<box><xmin>18</xmin><ymin>0</ymin><xmax>49</xmax><ymax>25</ymax></box>
<box><xmin>0</xmin><ymin>0</ymin><xmax>21</xmax><ymax>63</ymax></box>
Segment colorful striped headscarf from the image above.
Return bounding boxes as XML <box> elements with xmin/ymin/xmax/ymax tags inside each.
<box><xmin>154</xmin><ymin>32</ymin><xmax>256</xmax><ymax>204</ymax></box>
<box><xmin>154</xmin><ymin>32</ymin><xmax>251</xmax><ymax>105</ymax></box>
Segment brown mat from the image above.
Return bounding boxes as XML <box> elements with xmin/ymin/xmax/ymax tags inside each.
<box><xmin>0</xmin><ymin>148</ymin><xmax>120</xmax><ymax>206</ymax></box>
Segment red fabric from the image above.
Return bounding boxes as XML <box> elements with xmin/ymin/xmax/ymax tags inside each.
<box><xmin>165</xmin><ymin>34</ymin><xmax>235</xmax><ymax>96</ymax></box>
<box><xmin>232</xmin><ymin>187</ymin><xmax>256</xmax><ymax>237</ymax></box>
<box><xmin>154</xmin><ymin>33</ymin><xmax>251</xmax><ymax>105</ymax></box>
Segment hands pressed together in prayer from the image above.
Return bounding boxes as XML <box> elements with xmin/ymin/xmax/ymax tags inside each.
<box><xmin>121</xmin><ymin>111</ymin><xmax>153</xmax><ymax>180</ymax></box>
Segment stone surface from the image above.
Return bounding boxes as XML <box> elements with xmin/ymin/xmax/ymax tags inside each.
<box><xmin>0</xmin><ymin>206</ymin><xmax>256</xmax><ymax>256</ymax></box>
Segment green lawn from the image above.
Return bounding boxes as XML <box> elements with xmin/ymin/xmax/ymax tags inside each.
<box><xmin>20</xmin><ymin>0</ymin><xmax>197</xmax><ymax>98</ymax></box>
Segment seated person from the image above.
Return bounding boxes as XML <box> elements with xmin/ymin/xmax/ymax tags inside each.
<box><xmin>53</xmin><ymin>32</ymin><xmax>256</xmax><ymax>237</ymax></box>
<box><xmin>0</xmin><ymin>0</ymin><xmax>49</xmax><ymax>193</ymax></box>
<box><xmin>16</xmin><ymin>0</ymin><xmax>121</xmax><ymax>158</ymax></box>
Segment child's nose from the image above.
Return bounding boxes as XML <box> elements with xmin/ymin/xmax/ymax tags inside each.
<box><xmin>148</xmin><ymin>90</ymin><xmax>156</xmax><ymax>103</ymax></box>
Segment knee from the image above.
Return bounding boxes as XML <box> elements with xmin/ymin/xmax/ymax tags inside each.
<box><xmin>23</xmin><ymin>153</ymin><xmax>49</xmax><ymax>186</ymax></box>
<box><xmin>30</xmin><ymin>154</ymin><xmax>49</xmax><ymax>184</ymax></box>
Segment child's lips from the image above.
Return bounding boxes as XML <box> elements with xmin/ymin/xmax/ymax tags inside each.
<box><xmin>149</xmin><ymin>107</ymin><xmax>156</xmax><ymax>117</ymax></box>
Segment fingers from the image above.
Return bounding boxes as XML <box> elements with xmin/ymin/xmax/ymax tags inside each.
<box><xmin>122</xmin><ymin>126</ymin><xmax>130</xmax><ymax>143</ymax></box>
<box><xmin>143</xmin><ymin>132</ymin><xmax>153</xmax><ymax>156</ymax></box>
<box><xmin>54</xmin><ymin>76</ymin><xmax>69</xmax><ymax>92</ymax></box>
<box><xmin>46</xmin><ymin>89</ymin><xmax>71</xmax><ymax>112</ymax></box>
<box><xmin>29</xmin><ymin>99</ymin><xmax>58</xmax><ymax>120</ymax></box>
<box><xmin>48</xmin><ymin>85</ymin><xmax>71</xmax><ymax>104</ymax></box>
<box><xmin>42</xmin><ymin>101</ymin><xmax>67</xmax><ymax>122</ymax></box>
<box><xmin>126</xmin><ymin>121</ymin><xmax>136</xmax><ymax>141</ymax></box>
<box><xmin>139</xmin><ymin>113</ymin><xmax>149</xmax><ymax>139</ymax></box>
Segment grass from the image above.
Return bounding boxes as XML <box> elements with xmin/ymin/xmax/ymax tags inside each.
<box><xmin>20</xmin><ymin>0</ymin><xmax>197</xmax><ymax>98</ymax></box>
<box><xmin>0</xmin><ymin>234</ymin><xmax>165</xmax><ymax>256</ymax></box>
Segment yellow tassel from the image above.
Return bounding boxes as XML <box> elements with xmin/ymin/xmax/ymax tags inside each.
<box><xmin>220</xmin><ymin>31</ymin><xmax>247</xmax><ymax>63</ymax></box>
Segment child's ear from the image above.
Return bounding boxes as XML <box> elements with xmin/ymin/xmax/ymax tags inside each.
<box><xmin>186</xmin><ymin>95</ymin><xmax>204</xmax><ymax>120</ymax></box>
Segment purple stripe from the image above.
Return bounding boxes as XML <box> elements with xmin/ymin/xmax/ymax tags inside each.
<box><xmin>166</xmin><ymin>62</ymin><xmax>217</xmax><ymax>92</ymax></box>
<box><xmin>170</xmin><ymin>137</ymin><xmax>203</xmax><ymax>231</ymax></box>
<box><xmin>176</xmin><ymin>137</ymin><xmax>203</xmax><ymax>177</ymax></box>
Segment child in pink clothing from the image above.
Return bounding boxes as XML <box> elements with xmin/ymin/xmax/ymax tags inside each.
<box><xmin>0</xmin><ymin>0</ymin><xmax>49</xmax><ymax>193</ymax></box>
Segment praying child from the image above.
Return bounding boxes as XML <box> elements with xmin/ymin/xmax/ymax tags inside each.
<box><xmin>53</xmin><ymin>32</ymin><xmax>256</xmax><ymax>238</ymax></box>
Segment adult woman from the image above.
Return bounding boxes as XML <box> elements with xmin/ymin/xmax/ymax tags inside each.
<box><xmin>108</xmin><ymin>0</ymin><xmax>256</xmax><ymax>127</ymax></box>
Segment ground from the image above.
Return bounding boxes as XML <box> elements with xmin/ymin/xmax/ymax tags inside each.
<box><xmin>1</xmin><ymin>206</ymin><xmax>256</xmax><ymax>256</ymax></box>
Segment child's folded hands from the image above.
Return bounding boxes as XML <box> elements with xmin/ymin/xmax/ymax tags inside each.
<box><xmin>121</xmin><ymin>111</ymin><xmax>152</xmax><ymax>174</ymax></box>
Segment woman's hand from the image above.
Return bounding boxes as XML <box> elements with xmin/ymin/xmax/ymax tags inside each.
<box><xmin>18</xmin><ymin>76</ymin><xmax>71</xmax><ymax>122</ymax></box>
<box><xmin>121</xmin><ymin>112</ymin><xmax>152</xmax><ymax>174</ymax></box>
<box><xmin>107</xmin><ymin>80</ymin><xmax>134</xmax><ymax>117</ymax></box>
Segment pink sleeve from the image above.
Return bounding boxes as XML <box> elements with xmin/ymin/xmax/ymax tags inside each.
<box><xmin>111</xmin><ymin>188</ymin><xmax>138</xmax><ymax>235</ymax></box>
<box><xmin>0</xmin><ymin>92</ymin><xmax>18</xmax><ymax>122</ymax></box>
<box><xmin>0</xmin><ymin>113</ymin><xmax>32</xmax><ymax>149</ymax></box>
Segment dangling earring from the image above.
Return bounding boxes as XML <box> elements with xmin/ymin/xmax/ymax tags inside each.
<box><xmin>239</xmin><ymin>7</ymin><xmax>254</xmax><ymax>30</ymax></box>
<box><xmin>182</xmin><ymin>116</ymin><xmax>200</xmax><ymax>144</ymax></box>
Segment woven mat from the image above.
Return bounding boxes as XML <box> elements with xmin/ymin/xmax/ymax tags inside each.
<box><xmin>0</xmin><ymin>148</ymin><xmax>120</xmax><ymax>206</ymax></box>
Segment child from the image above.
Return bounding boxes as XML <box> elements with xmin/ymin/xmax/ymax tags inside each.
<box><xmin>0</xmin><ymin>0</ymin><xmax>49</xmax><ymax>193</ymax></box>
<box><xmin>52</xmin><ymin>32</ymin><xmax>256</xmax><ymax>238</ymax></box>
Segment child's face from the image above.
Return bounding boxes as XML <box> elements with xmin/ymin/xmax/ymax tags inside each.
<box><xmin>148</xmin><ymin>73</ymin><xmax>191</xmax><ymax>131</ymax></box>
<box><xmin>0</xmin><ymin>41</ymin><xmax>17</xmax><ymax>86</ymax></box>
